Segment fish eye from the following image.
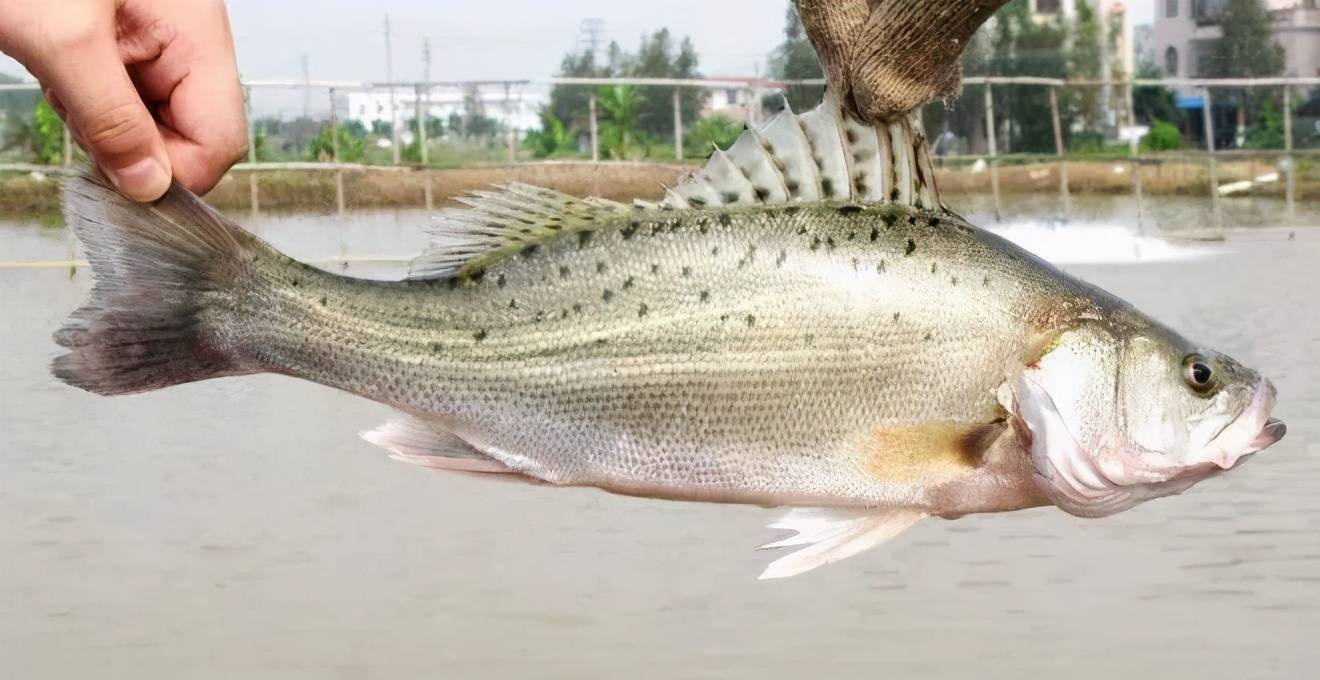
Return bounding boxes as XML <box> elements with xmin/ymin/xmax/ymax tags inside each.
<box><xmin>1183</xmin><ymin>355</ymin><xmax>1214</xmax><ymax>392</ymax></box>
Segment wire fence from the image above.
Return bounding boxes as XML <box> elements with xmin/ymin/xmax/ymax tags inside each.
<box><xmin>2</xmin><ymin>75</ymin><xmax>1317</xmax><ymax>229</ymax></box>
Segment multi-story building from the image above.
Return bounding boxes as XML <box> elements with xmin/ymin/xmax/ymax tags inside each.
<box><xmin>1154</xmin><ymin>0</ymin><xmax>1320</xmax><ymax>84</ymax></box>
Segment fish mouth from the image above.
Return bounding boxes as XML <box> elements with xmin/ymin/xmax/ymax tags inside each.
<box><xmin>1197</xmin><ymin>380</ymin><xmax>1283</xmax><ymax>469</ymax></box>
<box><xmin>1244</xmin><ymin>417</ymin><xmax>1286</xmax><ymax>455</ymax></box>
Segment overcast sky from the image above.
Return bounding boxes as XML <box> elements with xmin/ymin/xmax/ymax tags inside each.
<box><xmin>1</xmin><ymin>0</ymin><xmax>1155</xmax><ymax>116</ymax></box>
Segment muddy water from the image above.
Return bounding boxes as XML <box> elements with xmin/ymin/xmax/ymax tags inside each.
<box><xmin>2</xmin><ymin>208</ymin><xmax>1317</xmax><ymax>679</ymax></box>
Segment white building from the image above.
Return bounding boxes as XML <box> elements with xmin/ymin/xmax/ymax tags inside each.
<box><xmin>346</xmin><ymin>87</ymin><xmax>547</xmax><ymax>135</ymax></box>
<box><xmin>1154</xmin><ymin>0</ymin><xmax>1320</xmax><ymax>86</ymax></box>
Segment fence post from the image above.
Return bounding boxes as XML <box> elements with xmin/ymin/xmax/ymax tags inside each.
<box><xmin>330</xmin><ymin>88</ymin><xmax>345</xmax><ymax>216</ymax></box>
<box><xmin>673</xmin><ymin>88</ymin><xmax>684</xmax><ymax>160</ymax></box>
<box><xmin>504</xmin><ymin>83</ymin><xmax>515</xmax><ymax>164</ymax></box>
<box><xmin>415</xmin><ymin>84</ymin><xmax>430</xmax><ymax>166</ymax></box>
<box><xmin>588</xmin><ymin>92</ymin><xmax>599</xmax><ymax>162</ymax></box>
<box><xmin>1283</xmin><ymin>84</ymin><xmax>1295</xmax><ymax>222</ymax></box>
<box><xmin>983</xmin><ymin>82</ymin><xmax>1001</xmax><ymax>222</ymax></box>
<box><xmin>1202</xmin><ymin>87</ymin><xmax>1221</xmax><ymax>232</ymax></box>
<box><xmin>1048</xmin><ymin>85</ymin><xmax>1070</xmax><ymax>220</ymax></box>
<box><xmin>245</xmin><ymin>85</ymin><xmax>259</xmax><ymax>217</ymax></box>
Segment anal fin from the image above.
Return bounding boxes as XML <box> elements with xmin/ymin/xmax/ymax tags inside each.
<box><xmin>362</xmin><ymin>416</ymin><xmax>512</xmax><ymax>474</ymax></box>
<box><xmin>757</xmin><ymin>507</ymin><xmax>926</xmax><ymax>580</ymax></box>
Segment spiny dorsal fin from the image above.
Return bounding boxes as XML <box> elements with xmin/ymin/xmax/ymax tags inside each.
<box><xmin>662</xmin><ymin>91</ymin><xmax>941</xmax><ymax>211</ymax></box>
<box><xmin>408</xmin><ymin>183</ymin><xmax>628</xmax><ymax>280</ymax></box>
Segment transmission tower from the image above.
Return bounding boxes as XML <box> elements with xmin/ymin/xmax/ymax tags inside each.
<box><xmin>577</xmin><ymin>18</ymin><xmax>606</xmax><ymax>61</ymax></box>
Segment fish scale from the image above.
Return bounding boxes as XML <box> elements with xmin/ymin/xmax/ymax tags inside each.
<box><xmin>52</xmin><ymin>93</ymin><xmax>1284</xmax><ymax>578</ymax></box>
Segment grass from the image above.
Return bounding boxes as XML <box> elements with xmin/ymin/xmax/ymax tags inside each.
<box><xmin>1</xmin><ymin>158</ymin><xmax>1315</xmax><ymax>221</ymax></box>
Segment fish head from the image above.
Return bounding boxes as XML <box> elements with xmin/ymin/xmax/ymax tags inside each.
<box><xmin>1004</xmin><ymin>321</ymin><xmax>1284</xmax><ymax>518</ymax></box>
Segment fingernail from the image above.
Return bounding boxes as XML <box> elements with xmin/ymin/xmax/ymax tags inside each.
<box><xmin>106</xmin><ymin>157</ymin><xmax>172</xmax><ymax>202</ymax></box>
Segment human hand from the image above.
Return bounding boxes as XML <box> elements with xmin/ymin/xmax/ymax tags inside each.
<box><xmin>795</xmin><ymin>0</ymin><xmax>1008</xmax><ymax>123</ymax></box>
<box><xmin>0</xmin><ymin>0</ymin><xmax>247</xmax><ymax>201</ymax></box>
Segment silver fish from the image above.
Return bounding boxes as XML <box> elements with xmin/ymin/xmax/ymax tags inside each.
<box><xmin>53</xmin><ymin>97</ymin><xmax>1285</xmax><ymax>579</ymax></box>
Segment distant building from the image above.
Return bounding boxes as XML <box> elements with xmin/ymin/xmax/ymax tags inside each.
<box><xmin>700</xmin><ymin>76</ymin><xmax>786</xmax><ymax>123</ymax></box>
<box><xmin>1153</xmin><ymin>0</ymin><xmax>1320</xmax><ymax>85</ymax></box>
<box><xmin>346</xmin><ymin>87</ymin><xmax>546</xmax><ymax>135</ymax></box>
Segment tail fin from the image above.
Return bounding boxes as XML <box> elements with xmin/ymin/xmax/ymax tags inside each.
<box><xmin>52</xmin><ymin>172</ymin><xmax>260</xmax><ymax>395</ymax></box>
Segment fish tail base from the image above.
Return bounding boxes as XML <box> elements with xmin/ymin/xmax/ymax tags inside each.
<box><xmin>52</xmin><ymin>172</ymin><xmax>260</xmax><ymax>395</ymax></box>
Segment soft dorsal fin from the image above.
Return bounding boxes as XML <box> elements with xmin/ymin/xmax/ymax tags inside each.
<box><xmin>408</xmin><ymin>183</ymin><xmax>628</xmax><ymax>280</ymax></box>
<box><xmin>661</xmin><ymin>91</ymin><xmax>941</xmax><ymax>211</ymax></box>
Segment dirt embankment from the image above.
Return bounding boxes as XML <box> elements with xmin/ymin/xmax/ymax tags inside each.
<box><xmin>1</xmin><ymin>158</ymin><xmax>1314</xmax><ymax>219</ymax></box>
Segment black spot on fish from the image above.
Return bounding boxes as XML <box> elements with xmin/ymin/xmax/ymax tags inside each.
<box><xmin>893</xmin><ymin>312</ymin><xmax>901</xmax><ymax>322</ymax></box>
<box><xmin>682</xmin><ymin>266</ymin><xmax>693</xmax><ymax>278</ymax></box>
<box><xmin>810</xmin><ymin>236</ymin><xmax>822</xmax><ymax>251</ymax></box>
<box><xmin>319</xmin><ymin>297</ymin><xmax>328</xmax><ymax>306</ymax></box>
<box><xmin>718</xmin><ymin>214</ymin><xmax>732</xmax><ymax>228</ymax></box>
<box><xmin>534</xmin><ymin>311</ymin><xmax>545</xmax><ymax>323</ymax></box>
<box><xmin>745</xmin><ymin>314</ymin><xmax>757</xmax><ymax>328</ymax></box>
<box><xmin>698</xmin><ymin>218</ymin><xmax>710</xmax><ymax>234</ymax></box>
<box><xmin>877</xmin><ymin>260</ymin><xmax>887</xmax><ymax>274</ymax></box>
<box><xmin>924</xmin><ymin>332</ymin><xmax>933</xmax><ymax>342</ymax></box>
<box><xmin>596</xmin><ymin>338</ymin><xmax>608</xmax><ymax>346</ymax></box>
<box><xmin>951</xmin><ymin>275</ymin><xmax>959</xmax><ymax>286</ymax></box>
<box><xmin>930</xmin><ymin>262</ymin><xmax>938</xmax><ymax>274</ymax></box>
<box><xmin>621</xmin><ymin>221</ymin><xmax>640</xmax><ymax>240</ymax></box>
<box><xmin>890</xmin><ymin>187</ymin><xmax>900</xmax><ymax>201</ymax></box>
<box><xmin>711</xmin><ymin>245</ymin><xmax>720</xmax><ymax>257</ymax></box>
<box><xmin>776</xmin><ymin>250</ymin><xmax>788</xmax><ymax>267</ymax></box>
<box><xmin>754</xmin><ymin>186</ymin><xmax>771</xmax><ymax>202</ymax></box>
<box><xmin>638</xmin><ymin>303</ymin><xmax>649</xmax><ymax>318</ymax></box>
<box><xmin>433</xmin><ymin>342</ymin><xmax>443</xmax><ymax>353</ymax></box>
<box><xmin>721</xmin><ymin>191</ymin><xmax>741</xmax><ymax>204</ymax></box>
<box><xmin>602</xmin><ymin>289</ymin><xmax>615</xmax><ymax>302</ymax></box>
<box><xmin>700</xmin><ymin>290</ymin><xmax>710</xmax><ymax>303</ymax></box>
<box><xmin>786</xmin><ymin>181</ymin><xmax>800</xmax><ymax>195</ymax></box>
<box><xmin>983</xmin><ymin>276</ymin><xmax>991</xmax><ymax>287</ymax></box>
<box><xmin>927</xmin><ymin>217</ymin><xmax>940</xmax><ymax>229</ymax></box>
<box><xmin>508</xmin><ymin>299</ymin><xmax>519</xmax><ymax>309</ymax></box>
<box><xmin>905</xmin><ymin>239</ymin><xmax>917</xmax><ymax>256</ymax></box>
<box><xmin>720</xmin><ymin>314</ymin><xmax>731</xmax><ymax>323</ymax></box>
<box><xmin>837</xmin><ymin>205</ymin><xmax>864</xmax><ymax>217</ymax></box>
<box><xmin>578</xmin><ymin>231</ymin><xmax>594</xmax><ymax>249</ymax></box>
<box><xmin>826</xmin><ymin>236</ymin><xmax>837</xmax><ymax>250</ymax></box>
<box><xmin>290</xmin><ymin>278</ymin><xmax>300</xmax><ymax>287</ymax></box>
<box><xmin>561</xmin><ymin>309</ymin><xmax>570</xmax><ymax>320</ymax></box>
<box><xmin>821</xmin><ymin>177</ymin><xmax>835</xmax><ymax>197</ymax></box>
<box><xmin>651</xmin><ymin>263</ymin><xmax>661</xmax><ymax>275</ymax></box>
<box><xmin>804</xmin><ymin>333</ymin><xmax>815</xmax><ymax>347</ymax></box>
<box><xmin>851</xmin><ymin>257</ymin><xmax>860</xmax><ymax>271</ymax></box>
<box><xmin>870</xmin><ymin>226</ymin><xmax>880</xmax><ymax>242</ymax></box>
<box><xmin>784</xmin><ymin>205</ymin><xmax>801</xmax><ymax>215</ymax></box>
<box><xmin>650</xmin><ymin>223</ymin><xmax>665</xmax><ymax>237</ymax></box>
<box><xmin>520</xmin><ymin>244</ymin><xmax>539</xmax><ymax>259</ymax></box>
<box><xmin>596</xmin><ymin>262</ymin><xmax>608</xmax><ymax>274</ymax></box>
<box><xmin>473</xmin><ymin>329</ymin><xmax>488</xmax><ymax>342</ymax></box>
<box><xmin>470</xmin><ymin>268</ymin><xmax>487</xmax><ymax>283</ymax></box>
<box><xmin>573</xmin><ymin>303</ymin><xmax>583</xmax><ymax>314</ymax></box>
<box><xmin>559</xmin><ymin>265</ymin><xmax>571</xmax><ymax>279</ymax></box>
<box><xmin>496</xmin><ymin>274</ymin><xmax>507</xmax><ymax>288</ymax></box>
<box><xmin>882</xmin><ymin>211</ymin><xmax>899</xmax><ymax>227</ymax></box>
<box><xmin>845</xmin><ymin>129</ymin><xmax>858</xmax><ymax>144</ymax></box>
<box><xmin>623</xmin><ymin>276</ymin><xmax>635</xmax><ymax>290</ymax></box>
<box><xmin>689</xmin><ymin>196</ymin><xmax>707</xmax><ymax>207</ymax></box>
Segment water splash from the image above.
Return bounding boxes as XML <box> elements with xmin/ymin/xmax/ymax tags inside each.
<box><xmin>988</xmin><ymin>219</ymin><xmax>1221</xmax><ymax>265</ymax></box>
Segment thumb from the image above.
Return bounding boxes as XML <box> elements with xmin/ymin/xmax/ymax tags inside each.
<box><xmin>41</xmin><ymin>32</ymin><xmax>172</xmax><ymax>201</ymax></box>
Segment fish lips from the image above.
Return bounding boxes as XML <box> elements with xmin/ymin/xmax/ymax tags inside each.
<box><xmin>1195</xmin><ymin>380</ymin><xmax>1285</xmax><ymax>470</ymax></box>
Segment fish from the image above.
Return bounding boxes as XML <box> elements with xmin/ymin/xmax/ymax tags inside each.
<box><xmin>51</xmin><ymin>95</ymin><xmax>1286</xmax><ymax>579</ymax></box>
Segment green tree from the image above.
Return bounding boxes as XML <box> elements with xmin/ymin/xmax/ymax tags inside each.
<box><xmin>768</xmin><ymin>3</ymin><xmax>824</xmax><ymax>112</ymax></box>
<box><xmin>597</xmin><ymin>85</ymin><xmax>642</xmax><ymax>159</ymax></box>
<box><xmin>1132</xmin><ymin>60</ymin><xmax>1180</xmax><ymax>125</ymax></box>
<box><xmin>549</xmin><ymin>49</ymin><xmax>605</xmax><ymax>135</ymax></box>
<box><xmin>307</xmin><ymin>124</ymin><xmax>366</xmax><ymax>162</ymax></box>
<box><xmin>1209</xmin><ymin>0</ymin><xmax>1285</xmax><ymax>137</ymax></box>
<box><xmin>684</xmin><ymin>114</ymin><xmax>742</xmax><ymax>158</ymax></box>
<box><xmin>1141</xmin><ymin>120</ymin><xmax>1182</xmax><ymax>151</ymax></box>
<box><xmin>631</xmin><ymin>29</ymin><xmax>705</xmax><ymax>138</ymax></box>
<box><xmin>524</xmin><ymin>108</ymin><xmax>575</xmax><ymax>158</ymax></box>
<box><xmin>33</xmin><ymin>98</ymin><xmax>65</xmax><ymax>165</ymax></box>
<box><xmin>987</xmin><ymin>0</ymin><xmax>1068</xmax><ymax>153</ymax></box>
<box><xmin>1067</xmin><ymin>0</ymin><xmax>1103</xmax><ymax>132</ymax></box>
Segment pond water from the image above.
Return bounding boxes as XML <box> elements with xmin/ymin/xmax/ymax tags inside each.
<box><xmin>2</xmin><ymin>202</ymin><xmax>1317</xmax><ymax>678</ymax></box>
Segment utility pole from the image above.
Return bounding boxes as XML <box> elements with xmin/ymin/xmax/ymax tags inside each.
<box><xmin>578</xmin><ymin>18</ymin><xmax>605</xmax><ymax>60</ymax></box>
<box><xmin>300</xmin><ymin>53</ymin><xmax>311</xmax><ymax>119</ymax></box>
<box><xmin>385</xmin><ymin>13</ymin><xmax>400</xmax><ymax>165</ymax></box>
<box><xmin>419</xmin><ymin>37</ymin><xmax>432</xmax><ymax>165</ymax></box>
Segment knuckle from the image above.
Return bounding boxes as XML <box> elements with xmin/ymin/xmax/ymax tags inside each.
<box><xmin>82</xmin><ymin>102</ymin><xmax>150</xmax><ymax>152</ymax></box>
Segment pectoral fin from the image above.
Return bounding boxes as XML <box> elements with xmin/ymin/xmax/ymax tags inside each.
<box><xmin>757</xmin><ymin>507</ymin><xmax>927</xmax><ymax>580</ymax></box>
